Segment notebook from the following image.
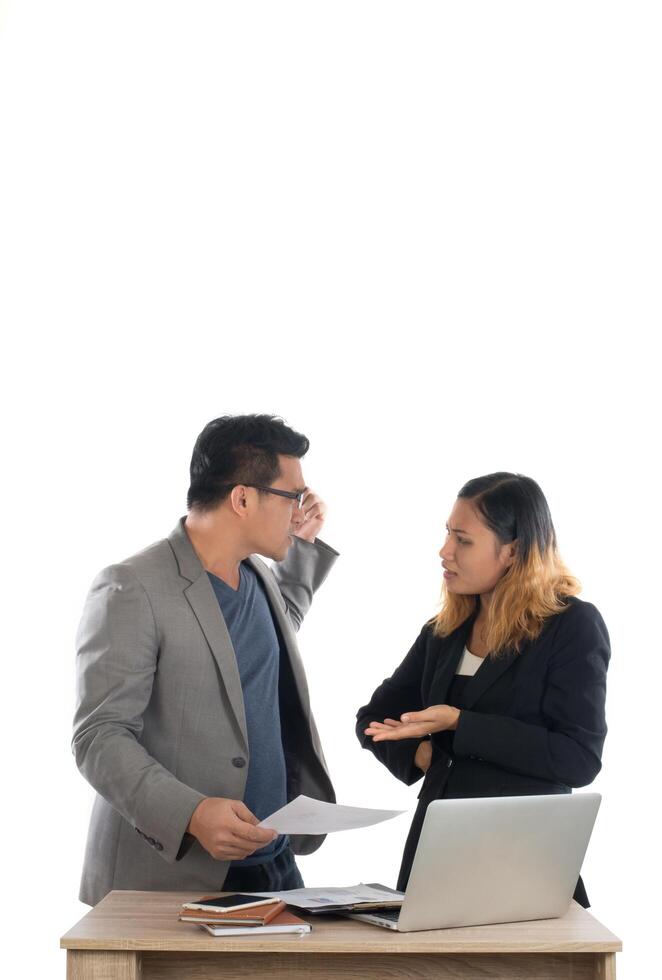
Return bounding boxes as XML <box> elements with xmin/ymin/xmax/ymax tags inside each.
<box><xmin>199</xmin><ymin>909</ymin><xmax>311</xmax><ymax>936</ymax></box>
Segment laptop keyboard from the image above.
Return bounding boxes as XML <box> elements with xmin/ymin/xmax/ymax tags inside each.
<box><xmin>354</xmin><ymin>907</ymin><xmax>401</xmax><ymax>922</ymax></box>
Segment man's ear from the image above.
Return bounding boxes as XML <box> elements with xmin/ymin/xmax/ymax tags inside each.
<box><xmin>229</xmin><ymin>485</ymin><xmax>249</xmax><ymax>518</ymax></box>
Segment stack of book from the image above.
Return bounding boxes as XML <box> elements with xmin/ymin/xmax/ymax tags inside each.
<box><xmin>179</xmin><ymin>894</ymin><xmax>311</xmax><ymax>936</ymax></box>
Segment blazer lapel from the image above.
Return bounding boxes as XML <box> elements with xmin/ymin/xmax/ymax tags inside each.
<box><xmin>168</xmin><ymin>519</ymin><xmax>249</xmax><ymax>752</ymax></box>
<box><xmin>428</xmin><ymin>616</ymin><xmax>475</xmax><ymax>705</ymax></box>
<box><xmin>428</xmin><ymin>610</ymin><xmax>521</xmax><ymax>710</ymax></box>
<box><xmin>461</xmin><ymin>648</ymin><xmax>519</xmax><ymax>709</ymax></box>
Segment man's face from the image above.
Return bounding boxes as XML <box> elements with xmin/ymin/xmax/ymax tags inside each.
<box><xmin>249</xmin><ymin>454</ymin><xmax>307</xmax><ymax>561</ymax></box>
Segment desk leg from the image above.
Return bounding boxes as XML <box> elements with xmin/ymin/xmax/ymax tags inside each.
<box><xmin>595</xmin><ymin>952</ymin><xmax>617</xmax><ymax>979</ymax></box>
<box><xmin>67</xmin><ymin>950</ymin><xmax>142</xmax><ymax>980</ymax></box>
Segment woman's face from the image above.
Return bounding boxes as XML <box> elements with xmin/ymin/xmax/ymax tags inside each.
<box><xmin>439</xmin><ymin>497</ymin><xmax>516</xmax><ymax>598</ymax></box>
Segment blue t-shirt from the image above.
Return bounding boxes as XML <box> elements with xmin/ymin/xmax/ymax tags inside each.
<box><xmin>208</xmin><ymin>562</ymin><xmax>288</xmax><ymax>866</ymax></box>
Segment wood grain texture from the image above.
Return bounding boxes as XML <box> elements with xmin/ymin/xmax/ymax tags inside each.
<box><xmin>67</xmin><ymin>950</ymin><xmax>141</xmax><ymax>980</ymax></box>
<box><xmin>60</xmin><ymin>891</ymin><xmax>622</xmax><ymax>955</ymax></box>
<box><xmin>138</xmin><ymin>950</ymin><xmax>612</xmax><ymax>979</ymax></box>
<box><xmin>594</xmin><ymin>953</ymin><xmax>618</xmax><ymax>979</ymax></box>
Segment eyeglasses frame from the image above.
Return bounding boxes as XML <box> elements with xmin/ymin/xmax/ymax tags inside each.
<box><xmin>222</xmin><ymin>483</ymin><xmax>305</xmax><ymax>510</ymax></box>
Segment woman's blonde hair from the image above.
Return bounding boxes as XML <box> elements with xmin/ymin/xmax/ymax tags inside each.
<box><xmin>431</xmin><ymin>473</ymin><xmax>581</xmax><ymax>655</ymax></box>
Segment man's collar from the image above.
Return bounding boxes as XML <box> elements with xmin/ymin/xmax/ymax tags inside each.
<box><xmin>167</xmin><ymin>517</ymin><xmax>205</xmax><ymax>583</ymax></box>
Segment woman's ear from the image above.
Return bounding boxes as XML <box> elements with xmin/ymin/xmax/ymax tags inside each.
<box><xmin>506</xmin><ymin>539</ymin><xmax>518</xmax><ymax>566</ymax></box>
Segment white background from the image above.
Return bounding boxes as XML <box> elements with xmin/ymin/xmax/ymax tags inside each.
<box><xmin>1</xmin><ymin>2</ymin><xmax>660</xmax><ymax>976</ymax></box>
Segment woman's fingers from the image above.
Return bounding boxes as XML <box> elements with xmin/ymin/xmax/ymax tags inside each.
<box><xmin>365</xmin><ymin>719</ymin><xmax>403</xmax><ymax>732</ymax></box>
<box><xmin>371</xmin><ymin>722</ymin><xmax>430</xmax><ymax>741</ymax></box>
<box><xmin>401</xmin><ymin>709</ymin><xmax>434</xmax><ymax>723</ymax></box>
<box><xmin>365</xmin><ymin>711</ymin><xmax>445</xmax><ymax>739</ymax></box>
<box><xmin>402</xmin><ymin>705</ymin><xmax>460</xmax><ymax>730</ymax></box>
<box><xmin>365</xmin><ymin>706</ymin><xmax>456</xmax><ymax>740</ymax></box>
<box><xmin>401</xmin><ymin>706</ymin><xmax>449</xmax><ymax>725</ymax></box>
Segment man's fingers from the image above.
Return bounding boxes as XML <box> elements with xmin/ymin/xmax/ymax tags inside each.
<box><xmin>231</xmin><ymin>821</ymin><xmax>277</xmax><ymax>845</ymax></box>
<box><xmin>234</xmin><ymin>825</ymin><xmax>277</xmax><ymax>845</ymax></box>
<box><xmin>228</xmin><ymin>800</ymin><xmax>276</xmax><ymax>843</ymax></box>
<box><xmin>301</xmin><ymin>490</ymin><xmax>326</xmax><ymax>520</ymax></box>
<box><xmin>232</xmin><ymin>800</ymin><xmax>259</xmax><ymax>825</ymax></box>
<box><xmin>216</xmin><ymin>845</ymin><xmax>253</xmax><ymax>860</ymax></box>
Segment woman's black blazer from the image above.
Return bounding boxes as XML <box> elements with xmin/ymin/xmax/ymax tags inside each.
<box><xmin>355</xmin><ymin>596</ymin><xmax>610</xmax><ymax>906</ymax></box>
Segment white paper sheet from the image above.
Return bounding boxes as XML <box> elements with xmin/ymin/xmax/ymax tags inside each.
<box><xmin>258</xmin><ymin>794</ymin><xmax>405</xmax><ymax>834</ymax></box>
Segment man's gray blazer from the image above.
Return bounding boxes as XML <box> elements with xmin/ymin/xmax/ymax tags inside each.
<box><xmin>73</xmin><ymin>519</ymin><xmax>338</xmax><ymax>906</ymax></box>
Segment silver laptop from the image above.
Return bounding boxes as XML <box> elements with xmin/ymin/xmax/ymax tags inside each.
<box><xmin>342</xmin><ymin>793</ymin><xmax>601</xmax><ymax>932</ymax></box>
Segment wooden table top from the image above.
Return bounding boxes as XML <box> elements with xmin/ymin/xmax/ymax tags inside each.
<box><xmin>61</xmin><ymin>891</ymin><xmax>622</xmax><ymax>955</ymax></box>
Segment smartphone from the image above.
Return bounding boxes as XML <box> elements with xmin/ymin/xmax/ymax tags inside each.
<box><xmin>182</xmin><ymin>893</ymin><xmax>275</xmax><ymax>913</ymax></box>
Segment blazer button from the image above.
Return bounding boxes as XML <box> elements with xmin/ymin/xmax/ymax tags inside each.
<box><xmin>232</xmin><ymin>757</ymin><xmax>246</xmax><ymax>768</ymax></box>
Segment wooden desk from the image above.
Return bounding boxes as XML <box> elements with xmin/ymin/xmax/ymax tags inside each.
<box><xmin>61</xmin><ymin>889</ymin><xmax>621</xmax><ymax>979</ymax></box>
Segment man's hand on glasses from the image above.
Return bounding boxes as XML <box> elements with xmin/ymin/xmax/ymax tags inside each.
<box><xmin>290</xmin><ymin>489</ymin><xmax>327</xmax><ymax>543</ymax></box>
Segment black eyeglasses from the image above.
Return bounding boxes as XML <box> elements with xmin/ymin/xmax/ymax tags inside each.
<box><xmin>224</xmin><ymin>483</ymin><xmax>305</xmax><ymax>510</ymax></box>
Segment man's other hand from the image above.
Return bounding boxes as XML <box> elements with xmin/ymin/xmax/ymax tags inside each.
<box><xmin>187</xmin><ymin>797</ymin><xmax>278</xmax><ymax>861</ymax></box>
<box><xmin>290</xmin><ymin>488</ymin><xmax>327</xmax><ymax>542</ymax></box>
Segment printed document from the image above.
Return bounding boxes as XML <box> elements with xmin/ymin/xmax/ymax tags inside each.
<box><xmin>258</xmin><ymin>795</ymin><xmax>405</xmax><ymax>834</ymax></box>
<box><xmin>258</xmin><ymin>883</ymin><xmax>405</xmax><ymax>910</ymax></box>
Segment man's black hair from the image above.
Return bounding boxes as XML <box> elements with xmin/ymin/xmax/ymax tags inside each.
<box><xmin>187</xmin><ymin>414</ymin><xmax>309</xmax><ymax>511</ymax></box>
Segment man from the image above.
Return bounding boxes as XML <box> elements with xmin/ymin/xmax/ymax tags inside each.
<box><xmin>73</xmin><ymin>415</ymin><xmax>338</xmax><ymax>906</ymax></box>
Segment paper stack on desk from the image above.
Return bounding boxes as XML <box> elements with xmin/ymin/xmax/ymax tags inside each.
<box><xmin>258</xmin><ymin>883</ymin><xmax>405</xmax><ymax>913</ymax></box>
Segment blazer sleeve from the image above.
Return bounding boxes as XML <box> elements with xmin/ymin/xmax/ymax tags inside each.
<box><xmin>355</xmin><ymin>625</ymin><xmax>431</xmax><ymax>786</ymax></box>
<box><xmin>72</xmin><ymin>564</ymin><xmax>205</xmax><ymax>863</ymax></box>
<box><xmin>270</xmin><ymin>535</ymin><xmax>339</xmax><ymax>632</ymax></box>
<box><xmin>453</xmin><ymin>602</ymin><xmax>610</xmax><ymax>787</ymax></box>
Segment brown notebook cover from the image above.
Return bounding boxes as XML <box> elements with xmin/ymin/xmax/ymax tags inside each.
<box><xmin>179</xmin><ymin>900</ymin><xmax>286</xmax><ymax>926</ymax></box>
<box><xmin>199</xmin><ymin>909</ymin><xmax>311</xmax><ymax>935</ymax></box>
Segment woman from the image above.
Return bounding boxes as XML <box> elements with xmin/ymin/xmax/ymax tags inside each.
<box><xmin>356</xmin><ymin>472</ymin><xmax>609</xmax><ymax>907</ymax></box>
